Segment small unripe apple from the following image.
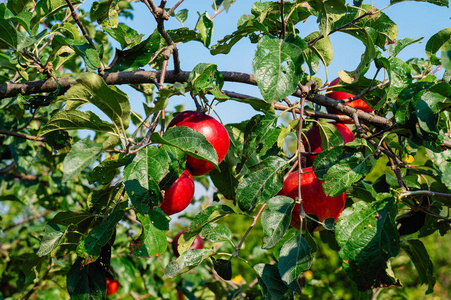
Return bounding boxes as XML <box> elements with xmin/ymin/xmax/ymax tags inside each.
<box><xmin>278</xmin><ymin>167</ymin><xmax>346</xmax><ymax>230</ymax></box>
<box><xmin>168</xmin><ymin>111</ymin><xmax>230</xmax><ymax>176</ymax></box>
<box><xmin>172</xmin><ymin>229</ymin><xmax>204</xmax><ymax>257</ymax></box>
<box><xmin>326</xmin><ymin>78</ymin><xmax>372</xmax><ymax>119</ymax></box>
<box><xmin>303</xmin><ymin>122</ymin><xmax>355</xmax><ymax>166</ymax></box>
<box><xmin>159</xmin><ymin>169</ymin><xmax>195</xmax><ymax>216</ymax></box>
<box><xmin>106</xmin><ymin>278</ymin><xmax>119</xmax><ymax>295</ymax></box>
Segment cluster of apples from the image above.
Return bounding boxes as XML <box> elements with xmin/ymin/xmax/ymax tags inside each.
<box><xmin>279</xmin><ymin>78</ymin><xmax>372</xmax><ymax>230</ymax></box>
<box><xmin>159</xmin><ymin>111</ymin><xmax>230</xmax><ymax>216</ymax></box>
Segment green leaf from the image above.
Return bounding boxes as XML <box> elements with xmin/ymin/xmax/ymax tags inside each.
<box><xmin>37</xmin><ymin>223</ymin><xmax>67</xmax><ymax>257</ymax></box>
<box><xmin>67</xmin><ymin>257</ymin><xmax>106</xmax><ymax>300</ymax></box>
<box><xmin>416</xmin><ymin>90</ymin><xmax>444</xmax><ymax>137</ymax></box>
<box><xmin>237</xmin><ymin>156</ymin><xmax>289</xmax><ymax>212</ymax></box>
<box><xmin>426</xmin><ymin>27</ymin><xmax>451</xmax><ymax>65</ymax></box>
<box><xmin>0</xmin><ymin>19</ymin><xmax>18</xmax><ymax>49</ymax></box>
<box><xmin>123</xmin><ymin>146</ymin><xmax>170</xmax><ymax>214</ymax></box>
<box><xmin>164</xmin><ymin>249</ymin><xmax>215</xmax><ymax>278</ymax></box>
<box><xmin>88</xmin><ymin>153</ymin><xmax>130</xmax><ymax>184</ymax></box>
<box><xmin>187</xmin><ymin>63</ymin><xmax>225</xmax><ymax>98</ymax></box>
<box><xmin>304</xmin><ymin>31</ymin><xmax>333</xmax><ymax>73</ymax></box>
<box><xmin>70</xmin><ymin>41</ymin><xmax>101</xmax><ymax>71</ymax></box>
<box><xmin>401</xmin><ymin>239</ymin><xmax>436</xmax><ymax>294</ymax></box>
<box><xmin>49</xmin><ymin>211</ymin><xmax>95</xmax><ymax>227</ymax></box>
<box><xmin>87</xmin><ymin>183</ymin><xmax>125</xmax><ymax>214</ymax></box>
<box><xmin>278</xmin><ymin>235</ymin><xmax>315</xmax><ymax>293</ymax></box>
<box><xmin>150</xmin><ymin>126</ymin><xmax>219</xmax><ymax>170</ymax></box>
<box><xmin>253</xmin><ymin>34</ymin><xmax>306</xmax><ymax>101</ymax></box>
<box><xmin>7</xmin><ymin>0</ymin><xmax>29</xmax><ymax>14</ymax></box>
<box><xmin>77</xmin><ymin>210</ymin><xmax>123</xmax><ymax>263</ymax></box>
<box><xmin>388</xmin><ymin>37</ymin><xmax>424</xmax><ymax>57</ymax></box>
<box><xmin>254</xmin><ymin>263</ymin><xmax>292</xmax><ymax>300</ymax></box>
<box><xmin>176</xmin><ymin>205</ymin><xmax>235</xmax><ymax>255</ymax></box>
<box><xmin>336</xmin><ymin>198</ymin><xmax>400</xmax><ymax>291</ymax></box>
<box><xmin>210</xmin><ymin>18</ymin><xmax>268</xmax><ymax>55</ymax></box>
<box><xmin>109</xmin><ymin>29</ymin><xmax>161</xmax><ymax>72</ymax></box>
<box><xmin>384</xmin><ymin>58</ymin><xmax>412</xmax><ymax>103</ymax></box>
<box><xmin>313</xmin><ymin>146</ymin><xmax>367</xmax><ymax>196</ymax></box>
<box><xmin>90</xmin><ymin>0</ymin><xmax>118</xmax><ymax>29</ymax></box>
<box><xmin>338</xmin><ymin>29</ymin><xmax>376</xmax><ymax>83</ymax></box>
<box><xmin>104</xmin><ymin>23</ymin><xmax>143</xmax><ymax>49</ymax></box>
<box><xmin>196</xmin><ymin>12</ymin><xmax>213</xmax><ymax>47</ymax></box>
<box><xmin>261</xmin><ymin>196</ymin><xmax>295</xmax><ymax>249</ymax></box>
<box><xmin>76</xmin><ymin>73</ymin><xmax>131</xmax><ymax>129</ymax></box>
<box><xmin>239</xmin><ymin>114</ymin><xmax>278</xmax><ymax>167</ymax></box>
<box><xmin>32</xmin><ymin>0</ymin><xmax>81</xmax><ymax>27</ymax></box>
<box><xmin>200</xmin><ymin>223</ymin><xmax>232</xmax><ymax>243</ymax></box>
<box><xmin>38</xmin><ymin>110</ymin><xmax>116</xmax><ymax>137</ymax></box>
<box><xmin>130</xmin><ymin>210</ymin><xmax>169</xmax><ymax>257</ymax></box>
<box><xmin>62</xmin><ymin>138</ymin><xmax>103</xmax><ymax>182</ymax></box>
<box><xmin>311</xmin><ymin>0</ymin><xmax>347</xmax><ymax>36</ymax></box>
<box><xmin>212</xmin><ymin>258</ymin><xmax>232</xmax><ymax>281</ymax></box>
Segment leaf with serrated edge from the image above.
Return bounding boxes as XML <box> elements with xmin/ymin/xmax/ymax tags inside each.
<box><xmin>176</xmin><ymin>205</ymin><xmax>235</xmax><ymax>256</ymax></box>
<box><xmin>130</xmin><ymin>210</ymin><xmax>169</xmax><ymax>257</ymax></box>
<box><xmin>76</xmin><ymin>73</ymin><xmax>131</xmax><ymax>129</ymax></box>
<box><xmin>402</xmin><ymin>239</ymin><xmax>436</xmax><ymax>294</ymax></box>
<box><xmin>62</xmin><ymin>138</ymin><xmax>103</xmax><ymax>182</ymax></box>
<box><xmin>313</xmin><ymin>146</ymin><xmax>367</xmax><ymax>197</ymax></box>
<box><xmin>76</xmin><ymin>210</ymin><xmax>123</xmax><ymax>262</ymax></box>
<box><xmin>150</xmin><ymin>126</ymin><xmax>219</xmax><ymax>169</ymax></box>
<box><xmin>278</xmin><ymin>235</ymin><xmax>314</xmax><ymax>293</ymax></box>
<box><xmin>37</xmin><ymin>223</ymin><xmax>67</xmax><ymax>257</ymax></box>
<box><xmin>38</xmin><ymin>110</ymin><xmax>116</xmax><ymax>137</ymax></box>
<box><xmin>200</xmin><ymin>223</ymin><xmax>232</xmax><ymax>243</ymax></box>
<box><xmin>123</xmin><ymin>146</ymin><xmax>170</xmax><ymax>213</ymax></box>
<box><xmin>237</xmin><ymin>156</ymin><xmax>288</xmax><ymax>212</ymax></box>
<box><xmin>254</xmin><ymin>263</ymin><xmax>292</xmax><ymax>300</ymax></box>
<box><xmin>262</xmin><ymin>196</ymin><xmax>295</xmax><ymax>249</ymax></box>
<box><xmin>164</xmin><ymin>249</ymin><xmax>215</xmax><ymax>278</ymax></box>
<box><xmin>253</xmin><ymin>35</ymin><xmax>306</xmax><ymax>101</ymax></box>
<box><xmin>336</xmin><ymin>198</ymin><xmax>400</xmax><ymax>291</ymax></box>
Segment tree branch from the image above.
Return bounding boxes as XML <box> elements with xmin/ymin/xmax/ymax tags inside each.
<box><xmin>0</xmin><ymin>130</ymin><xmax>47</xmax><ymax>142</ymax></box>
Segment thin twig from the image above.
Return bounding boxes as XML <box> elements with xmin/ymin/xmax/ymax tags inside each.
<box><xmin>3</xmin><ymin>210</ymin><xmax>52</xmax><ymax>232</ymax></box>
<box><xmin>166</xmin><ymin>0</ymin><xmax>184</xmax><ymax>16</ymax></box>
<box><xmin>0</xmin><ymin>130</ymin><xmax>46</xmax><ymax>142</ymax></box>
<box><xmin>232</xmin><ymin>204</ymin><xmax>267</xmax><ymax>258</ymax></box>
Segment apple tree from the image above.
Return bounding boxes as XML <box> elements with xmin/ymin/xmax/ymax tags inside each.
<box><xmin>1</xmin><ymin>0</ymin><xmax>451</xmax><ymax>299</ymax></box>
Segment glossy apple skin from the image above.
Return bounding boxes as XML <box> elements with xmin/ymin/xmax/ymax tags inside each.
<box><xmin>172</xmin><ymin>229</ymin><xmax>204</xmax><ymax>257</ymax></box>
<box><xmin>303</xmin><ymin>122</ymin><xmax>355</xmax><ymax>166</ymax></box>
<box><xmin>168</xmin><ymin>111</ymin><xmax>230</xmax><ymax>176</ymax></box>
<box><xmin>106</xmin><ymin>278</ymin><xmax>119</xmax><ymax>295</ymax></box>
<box><xmin>278</xmin><ymin>167</ymin><xmax>346</xmax><ymax>230</ymax></box>
<box><xmin>326</xmin><ymin>78</ymin><xmax>372</xmax><ymax>119</ymax></box>
<box><xmin>159</xmin><ymin>169</ymin><xmax>195</xmax><ymax>216</ymax></box>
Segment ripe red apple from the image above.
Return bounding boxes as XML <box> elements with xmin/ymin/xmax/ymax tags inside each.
<box><xmin>172</xmin><ymin>229</ymin><xmax>204</xmax><ymax>257</ymax></box>
<box><xmin>303</xmin><ymin>122</ymin><xmax>355</xmax><ymax>166</ymax></box>
<box><xmin>326</xmin><ymin>78</ymin><xmax>372</xmax><ymax>118</ymax></box>
<box><xmin>159</xmin><ymin>169</ymin><xmax>195</xmax><ymax>216</ymax></box>
<box><xmin>106</xmin><ymin>278</ymin><xmax>119</xmax><ymax>295</ymax></box>
<box><xmin>278</xmin><ymin>167</ymin><xmax>346</xmax><ymax>230</ymax></box>
<box><xmin>168</xmin><ymin>111</ymin><xmax>230</xmax><ymax>176</ymax></box>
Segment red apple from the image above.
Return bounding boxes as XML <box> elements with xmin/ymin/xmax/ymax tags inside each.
<box><xmin>106</xmin><ymin>278</ymin><xmax>119</xmax><ymax>295</ymax></box>
<box><xmin>159</xmin><ymin>169</ymin><xmax>195</xmax><ymax>216</ymax></box>
<box><xmin>326</xmin><ymin>78</ymin><xmax>372</xmax><ymax>118</ymax></box>
<box><xmin>172</xmin><ymin>229</ymin><xmax>204</xmax><ymax>257</ymax></box>
<box><xmin>303</xmin><ymin>122</ymin><xmax>355</xmax><ymax>166</ymax></box>
<box><xmin>278</xmin><ymin>167</ymin><xmax>346</xmax><ymax>230</ymax></box>
<box><xmin>168</xmin><ymin>111</ymin><xmax>230</xmax><ymax>176</ymax></box>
